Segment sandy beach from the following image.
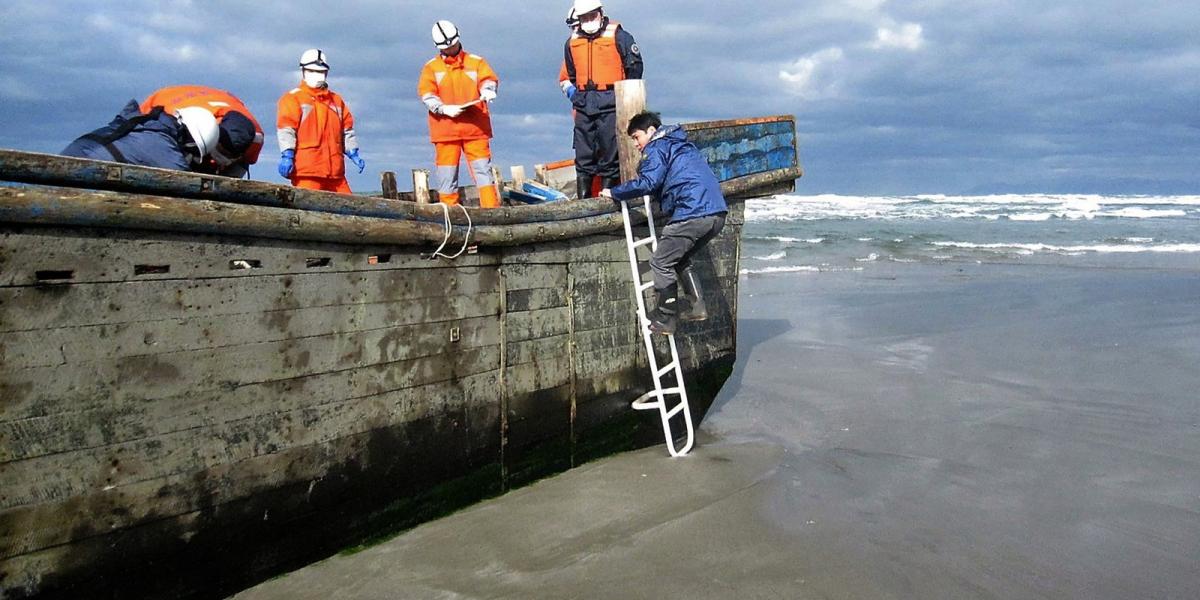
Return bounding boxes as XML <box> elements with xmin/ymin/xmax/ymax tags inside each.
<box><xmin>233</xmin><ymin>261</ymin><xmax>1200</xmax><ymax>599</ymax></box>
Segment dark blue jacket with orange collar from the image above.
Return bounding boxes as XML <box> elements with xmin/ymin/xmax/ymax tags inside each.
<box><xmin>62</xmin><ymin>100</ymin><xmax>192</xmax><ymax>170</ymax></box>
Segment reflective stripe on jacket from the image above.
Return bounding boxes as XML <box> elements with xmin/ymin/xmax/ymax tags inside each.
<box><xmin>141</xmin><ymin>85</ymin><xmax>265</xmax><ymax>165</ymax></box>
<box><xmin>276</xmin><ymin>82</ymin><xmax>357</xmax><ymax>179</ymax></box>
<box><xmin>418</xmin><ymin>51</ymin><xmax>498</xmax><ymax>143</ymax></box>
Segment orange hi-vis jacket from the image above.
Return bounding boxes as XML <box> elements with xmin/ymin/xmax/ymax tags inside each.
<box><xmin>418</xmin><ymin>51</ymin><xmax>498</xmax><ymax>143</ymax></box>
<box><xmin>276</xmin><ymin>82</ymin><xmax>358</xmax><ymax>180</ymax></box>
<box><xmin>558</xmin><ymin>21</ymin><xmax>625</xmax><ymax>90</ymax></box>
<box><xmin>141</xmin><ymin>85</ymin><xmax>265</xmax><ymax>165</ymax></box>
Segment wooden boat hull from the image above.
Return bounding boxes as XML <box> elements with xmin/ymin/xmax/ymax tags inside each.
<box><xmin>0</xmin><ymin>115</ymin><xmax>798</xmax><ymax>599</ymax></box>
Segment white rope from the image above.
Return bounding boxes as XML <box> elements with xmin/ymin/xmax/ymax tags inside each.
<box><xmin>428</xmin><ymin>201</ymin><xmax>473</xmax><ymax>260</ymax></box>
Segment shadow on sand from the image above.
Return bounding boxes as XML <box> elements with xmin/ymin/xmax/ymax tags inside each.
<box><xmin>706</xmin><ymin>317</ymin><xmax>792</xmax><ymax>415</ymax></box>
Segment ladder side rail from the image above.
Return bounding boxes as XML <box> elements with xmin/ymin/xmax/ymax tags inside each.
<box><xmin>621</xmin><ymin>199</ymin><xmax>668</xmax><ymax>408</ymax></box>
<box><xmin>646</xmin><ymin>193</ymin><xmax>694</xmax><ymax>456</ymax></box>
<box><xmin>642</xmin><ymin>195</ymin><xmax>659</xmax><ymax>251</ymax></box>
<box><xmin>664</xmin><ymin>335</ymin><xmax>695</xmax><ymax>456</ymax></box>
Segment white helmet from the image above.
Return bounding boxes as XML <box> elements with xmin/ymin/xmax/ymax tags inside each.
<box><xmin>432</xmin><ymin>20</ymin><xmax>460</xmax><ymax>49</ymax></box>
<box><xmin>565</xmin><ymin>7</ymin><xmax>578</xmax><ymax>28</ymax></box>
<box><xmin>299</xmin><ymin>48</ymin><xmax>329</xmax><ymax>71</ymax></box>
<box><xmin>175</xmin><ymin>107</ymin><xmax>219</xmax><ymax>158</ymax></box>
<box><xmin>573</xmin><ymin>0</ymin><xmax>603</xmax><ymax>16</ymax></box>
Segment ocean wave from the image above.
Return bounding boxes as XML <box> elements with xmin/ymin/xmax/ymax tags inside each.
<box><xmin>1100</xmin><ymin>208</ymin><xmax>1187</xmax><ymax>219</ymax></box>
<box><xmin>740</xmin><ymin>265</ymin><xmax>865</xmax><ymax>275</ymax></box>
<box><xmin>751</xmin><ymin>251</ymin><xmax>787</xmax><ymax>261</ymax></box>
<box><xmin>744</xmin><ymin>235</ymin><xmax>825</xmax><ymax>244</ymax></box>
<box><xmin>746</xmin><ymin>194</ymin><xmax>1200</xmax><ymax>223</ymax></box>
<box><xmin>909</xmin><ymin>193</ymin><xmax>1200</xmax><ymax>206</ymax></box>
<box><xmin>931</xmin><ymin>241</ymin><xmax>1200</xmax><ymax>254</ymax></box>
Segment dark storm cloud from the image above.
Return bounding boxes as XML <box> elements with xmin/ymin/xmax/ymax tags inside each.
<box><xmin>0</xmin><ymin>0</ymin><xmax>1196</xmax><ymax>194</ymax></box>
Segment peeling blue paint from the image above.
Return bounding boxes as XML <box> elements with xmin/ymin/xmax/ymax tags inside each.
<box><xmin>689</xmin><ymin>121</ymin><xmax>798</xmax><ymax>181</ymax></box>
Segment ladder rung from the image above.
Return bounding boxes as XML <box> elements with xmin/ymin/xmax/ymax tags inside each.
<box><xmin>631</xmin><ymin>391</ymin><xmax>662</xmax><ymax>410</ymax></box>
<box><xmin>655</xmin><ymin>361</ymin><xmax>677</xmax><ymax>379</ymax></box>
<box><xmin>632</xmin><ymin>236</ymin><xmax>655</xmax><ymax>249</ymax></box>
<box><xmin>637</xmin><ymin>281</ymin><xmax>654</xmax><ymax>293</ymax></box>
<box><xmin>659</xmin><ymin>387</ymin><xmax>682</xmax><ymax>396</ymax></box>
<box><xmin>665</xmin><ymin>403</ymin><xmax>687</xmax><ymax>419</ymax></box>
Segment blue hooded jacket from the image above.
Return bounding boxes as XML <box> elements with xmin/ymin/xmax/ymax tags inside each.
<box><xmin>62</xmin><ymin>100</ymin><xmax>192</xmax><ymax>170</ymax></box>
<box><xmin>610</xmin><ymin>124</ymin><xmax>727</xmax><ymax>223</ymax></box>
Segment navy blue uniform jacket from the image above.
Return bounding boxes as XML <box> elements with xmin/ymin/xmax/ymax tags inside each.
<box><xmin>62</xmin><ymin>100</ymin><xmax>192</xmax><ymax>170</ymax></box>
<box><xmin>610</xmin><ymin>125</ymin><xmax>728</xmax><ymax>223</ymax></box>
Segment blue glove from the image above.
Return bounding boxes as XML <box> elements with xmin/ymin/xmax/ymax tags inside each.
<box><xmin>346</xmin><ymin>149</ymin><xmax>365</xmax><ymax>174</ymax></box>
<box><xmin>562</xmin><ymin>82</ymin><xmax>577</xmax><ymax>100</ymax></box>
<box><xmin>278</xmin><ymin>149</ymin><xmax>295</xmax><ymax>178</ymax></box>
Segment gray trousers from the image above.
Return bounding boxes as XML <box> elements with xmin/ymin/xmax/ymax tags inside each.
<box><xmin>650</xmin><ymin>213</ymin><xmax>726</xmax><ymax>291</ymax></box>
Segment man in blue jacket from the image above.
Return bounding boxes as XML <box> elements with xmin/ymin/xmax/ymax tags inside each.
<box><xmin>602</xmin><ymin>111</ymin><xmax>728</xmax><ymax>335</ymax></box>
<box><xmin>62</xmin><ymin>100</ymin><xmax>220</xmax><ymax>171</ymax></box>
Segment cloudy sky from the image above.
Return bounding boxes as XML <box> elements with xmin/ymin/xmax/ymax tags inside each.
<box><xmin>1</xmin><ymin>0</ymin><xmax>1197</xmax><ymax>195</ymax></box>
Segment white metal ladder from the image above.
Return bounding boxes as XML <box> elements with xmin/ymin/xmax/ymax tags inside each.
<box><xmin>618</xmin><ymin>195</ymin><xmax>695</xmax><ymax>457</ymax></box>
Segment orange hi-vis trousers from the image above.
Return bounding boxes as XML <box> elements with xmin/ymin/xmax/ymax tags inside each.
<box><xmin>434</xmin><ymin>138</ymin><xmax>499</xmax><ymax>208</ymax></box>
<box><xmin>292</xmin><ymin>176</ymin><xmax>352</xmax><ymax>194</ymax></box>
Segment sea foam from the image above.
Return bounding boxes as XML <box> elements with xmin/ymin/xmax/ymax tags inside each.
<box><xmin>932</xmin><ymin>241</ymin><xmax>1200</xmax><ymax>254</ymax></box>
<box><xmin>746</xmin><ymin>194</ymin><xmax>1200</xmax><ymax>222</ymax></box>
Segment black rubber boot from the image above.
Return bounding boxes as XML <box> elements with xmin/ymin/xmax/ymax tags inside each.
<box><xmin>677</xmin><ymin>267</ymin><xmax>708</xmax><ymax>321</ymax></box>
<box><xmin>599</xmin><ymin>175</ymin><xmax>621</xmax><ymax>191</ymax></box>
<box><xmin>647</xmin><ymin>284</ymin><xmax>678</xmax><ymax>335</ymax></box>
<box><xmin>576</xmin><ymin>173</ymin><xmax>594</xmax><ymax>200</ymax></box>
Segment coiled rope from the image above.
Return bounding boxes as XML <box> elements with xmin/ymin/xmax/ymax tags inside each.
<box><xmin>428</xmin><ymin>201</ymin><xmax>473</xmax><ymax>260</ymax></box>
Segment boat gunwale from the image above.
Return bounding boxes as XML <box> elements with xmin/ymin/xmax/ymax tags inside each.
<box><xmin>0</xmin><ymin>114</ymin><xmax>800</xmax><ymax>246</ymax></box>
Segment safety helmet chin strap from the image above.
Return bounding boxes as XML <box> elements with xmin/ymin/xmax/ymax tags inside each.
<box><xmin>434</xmin><ymin>21</ymin><xmax>459</xmax><ymax>48</ymax></box>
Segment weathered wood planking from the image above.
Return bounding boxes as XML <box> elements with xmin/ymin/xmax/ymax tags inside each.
<box><xmin>0</xmin><ymin>293</ymin><xmax>497</xmax><ymax>370</ymax></box>
<box><xmin>0</xmin><ymin>225</ymin><xmax>497</xmax><ymax>286</ymax></box>
<box><xmin>2</xmin><ymin>395</ymin><xmax>497</xmax><ymax>596</ymax></box>
<box><xmin>0</xmin><ymin>192</ymin><xmax>747</xmax><ymax>599</ymax></box>
<box><xmin>0</xmin><ymin>258</ymin><xmax>499</xmax><ymax>334</ymax></box>
<box><xmin>0</xmin><ymin>370</ymin><xmax>497</xmax><ymax>556</ymax></box>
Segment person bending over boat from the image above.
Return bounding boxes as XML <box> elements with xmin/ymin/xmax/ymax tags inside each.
<box><xmin>601</xmin><ymin>111</ymin><xmax>727</xmax><ymax>335</ymax></box>
<box><xmin>419</xmin><ymin>20</ymin><xmax>502</xmax><ymax>208</ymax></box>
<box><xmin>61</xmin><ymin>101</ymin><xmax>221</xmax><ymax>172</ymax></box>
<box><xmin>276</xmin><ymin>49</ymin><xmax>365</xmax><ymax>194</ymax></box>
<box><xmin>140</xmin><ymin>85</ymin><xmax>263</xmax><ymax>178</ymax></box>
<box><xmin>559</xmin><ymin>0</ymin><xmax>642</xmax><ymax>199</ymax></box>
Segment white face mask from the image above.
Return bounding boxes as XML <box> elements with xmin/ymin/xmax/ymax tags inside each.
<box><xmin>580</xmin><ymin>16</ymin><xmax>602</xmax><ymax>34</ymax></box>
<box><xmin>303</xmin><ymin>70</ymin><xmax>328</xmax><ymax>88</ymax></box>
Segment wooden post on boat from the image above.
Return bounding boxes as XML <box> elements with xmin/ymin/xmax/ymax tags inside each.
<box><xmin>491</xmin><ymin>165</ymin><xmax>504</xmax><ymax>197</ymax></box>
<box><xmin>413</xmin><ymin>169</ymin><xmax>432</xmax><ymax>204</ymax></box>
<box><xmin>615</xmin><ymin>79</ymin><xmax>647</xmax><ymax>183</ymax></box>
<box><xmin>380</xmin><ymin>171</ymin><xmax>400</xmax><ymax>200</ymax></box>
<box><xmin>511</xmin><ymin>165</ymin><xmax>526</xmax><ymax>188</ymax></box>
